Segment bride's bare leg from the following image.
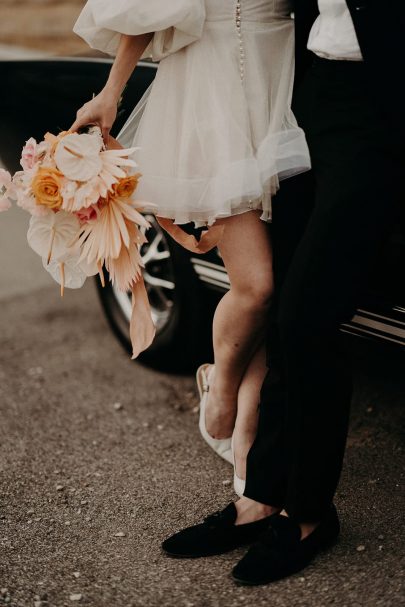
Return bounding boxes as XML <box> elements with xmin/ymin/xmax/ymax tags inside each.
<box><xmin>233</xmin><ymin>343</ymin><xmax>267</xmax><ymax>479</ymax></box>
<box><xmin>205</xmin><ymin>211</ymin><xmax>273</xmax><ymax>439</ymax></box>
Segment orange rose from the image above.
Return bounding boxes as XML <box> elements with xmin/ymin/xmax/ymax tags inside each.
<box><xmin>113</xmin><ymin>173</ymin><xmax>141</xmax><ymax>199</ymax></box>
<box><xmin>32</xmin><ymin>167</ymin><xmax>64</xmax><ymax>209</ymax></box>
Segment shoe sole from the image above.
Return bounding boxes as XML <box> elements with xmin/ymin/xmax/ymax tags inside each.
<box><xmin>231</xmin><ymin>534</ymin><xmax>340</xmax><ymax>586</ymax></box>
<box><xmin>162</xmin><ymin>536</ymin><xmax>258</xmax><ymax>560</ymax></box>
<box><xmin>231</xmin><ymin>560</ymin><xmax>305</xmax><ymax>587</ymax></box>
<box><xmin>162</xmin><ymin>546</ymin><xmax>242</xmax><ymax>559</ymax></box>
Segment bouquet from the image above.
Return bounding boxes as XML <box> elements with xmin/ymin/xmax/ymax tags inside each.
<box><xmin>0</xmin><ymin>169</ymin><xmax>13</xmax><ymax>212</ymax></box>
<box><xmin>0</xmin><ymin>127</ymin><xmax>156</xmax><ymax>358</ymax></box>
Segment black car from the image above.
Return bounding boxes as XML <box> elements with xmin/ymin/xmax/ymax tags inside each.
<box><xmin>1</xmin><ymin>57</ymin><xmax>404</xmax><ymax>371</ymax></box>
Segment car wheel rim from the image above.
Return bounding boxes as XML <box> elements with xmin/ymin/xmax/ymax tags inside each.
<box><xmin>112</xmin><ymin>215</ymin><xmax>176</xmax><ymax>333</ymax></box>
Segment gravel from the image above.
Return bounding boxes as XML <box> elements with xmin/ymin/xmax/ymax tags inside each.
<box><xmin>0</xmin><ymin>282</ymin><xmax>404</xmax><ymax>607</ymax></box>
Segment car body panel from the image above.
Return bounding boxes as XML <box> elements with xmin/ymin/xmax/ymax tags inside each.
<box><xmin>1</xmin><ymin>57</ymin><xmax>404</xmax><ymax>349</ymax></box>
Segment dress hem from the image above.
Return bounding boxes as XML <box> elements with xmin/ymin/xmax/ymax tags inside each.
<box><xmin>154</xmin><ymin>198</ymin><xmax>268</xmax><ymax>228</ymax></box>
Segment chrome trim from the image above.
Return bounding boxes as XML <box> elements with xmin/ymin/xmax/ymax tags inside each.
<box><xmin>0</xmin><ymin>56</ymin><xmax>158</xmax><ymax>69</ymax></box>
<box><xmin>191</xmin><ymin>258</ymin><xmax>405</xmax><ymax>346</ymax></box>
<box><xmin>192</xmin><ymin>264</ymin><xmax>230</xmax><ymax>287</ymax></box>
<box><xmin>342</xmin><ymin>314</ymin><xmax>405</xmax><ymax>341</ymax></box>
<box><xmin>190</xmin><ymin>257</ymin><xmax>227</xmax><ymax>272</ymax></box>
<box><xmin>340</xmin><ymin>327</ymin><xmax>405</xmax><ymax>347</ymax></box>
<box><xmin>356</xmin><ymin>308</ymin><xmax>405</xmax><ymax>328</ymax></box>
<box><xmin>197</xmin><ymin>276</ymin><xmax>230</xmax><ymax>290</ymax></box>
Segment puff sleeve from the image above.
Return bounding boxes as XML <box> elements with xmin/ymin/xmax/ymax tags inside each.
<box><xmin>73</xmin><ymin>0</ymin><xmax>206</xmax><ymax>62</ymax></box>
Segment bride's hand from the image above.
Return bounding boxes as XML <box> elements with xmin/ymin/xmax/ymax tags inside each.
<box><xmin>70</xmin><ymin>89</ymin><xmax>119</xmax><ymax>142</ymax></box>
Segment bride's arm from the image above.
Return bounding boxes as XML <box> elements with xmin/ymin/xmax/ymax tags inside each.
<box><xmin>71</xmin><ymin>32</ymin><xmax>153</xmax><ymax>142</ymax></box>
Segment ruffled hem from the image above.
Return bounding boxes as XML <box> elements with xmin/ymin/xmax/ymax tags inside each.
<box><xmin>134</xmin><ymin>127</ymin><xmax>310</xmax><ymax>226</ymax></box>
<box><xmin>157</xmin><ymin>198</ymin><xmax>266</xmax><ymax>228</ymax></box>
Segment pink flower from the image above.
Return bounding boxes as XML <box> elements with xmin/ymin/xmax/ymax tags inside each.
<box><xmin>0</xmin><ymin>198</ymin><xmax>11</xmax><ymax>212</ymax></box>
<box><xmin>75</xmin><ymin>206</ymin><xmax>98</xmax><ymax>223</ymax></box>
<box><xmin>0</xmin><ymin>169</ymin><xmax>12</xmax><ymax>212</ymax></box>
<box><xmin>20</xmin><ymin>138</ymin><xmax>38</xmax><ymax>170</ymax></box>
<box><xmin>0</xmin><ymin>168</ymin><xmax>11</xmax><ymax>189</ymax></box>
<box><xmin>11</xmin><ymin>169</ymin><xmax>40</xmax><ymax>215</ymax></box>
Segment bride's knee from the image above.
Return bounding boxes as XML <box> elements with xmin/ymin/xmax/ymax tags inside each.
<box><xmin>235</xmin><ymin>277</ymin><xmax>274</xmax><ymax>311</ymax></box>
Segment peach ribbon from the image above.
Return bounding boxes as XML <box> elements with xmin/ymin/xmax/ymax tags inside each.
<box><xmin>130</xmin><ymin>278</ymin><xmax>156</xmax><ymax>359</ymax></box>
<box><xmin>156</xmin><ymin>217</ymin><xmax>224</xmax><ymax>254</ymax></box>
<box><xmin>107</xmin><ymin>135</ymin><xmax>156</xmax><ymax>358</ymax></box>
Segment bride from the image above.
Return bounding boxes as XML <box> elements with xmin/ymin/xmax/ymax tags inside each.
<box><xmin>72</xmin><ymin>0</ymin><xmax>310</xmax><ymax>493</ymax></box>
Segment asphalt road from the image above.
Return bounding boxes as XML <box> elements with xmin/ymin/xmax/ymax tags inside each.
<box><xmin>0</xmin><ymin>201</ymin><xmax>404</xmax><ymax>607</ymax></box>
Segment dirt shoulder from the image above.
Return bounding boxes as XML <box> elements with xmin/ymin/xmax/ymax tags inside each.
<box><xmin>0</xmin><ymin>1</ymin><xmax>89</xmax><ymax>56</ymax></box>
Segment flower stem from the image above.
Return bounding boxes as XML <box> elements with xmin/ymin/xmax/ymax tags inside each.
<box><xmin>60</xmin><ymin>262</ymin><xmax>65</xmax><ymax>297</ymax></box>
<box><xmin>47</xmin><ymin>227</ymin><xmax>56</xmax><ymax>264</ymax></box>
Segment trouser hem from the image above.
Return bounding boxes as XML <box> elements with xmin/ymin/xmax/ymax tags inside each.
<box><xmin>243</xmin><ymin>485</ymin><xmax>285</xmax><ymax>510</ymax></box>
<box><xmin>284</xmin><ymin>503</ymin><xmax>333</xmax><ymax>524</ymax></box>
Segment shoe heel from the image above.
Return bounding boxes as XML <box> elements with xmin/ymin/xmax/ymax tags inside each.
<box><xmin>196</xmin><ymin>364</ymin><xmax>210</xmax><ymax>400</ymax></box>
<box><xmin>197</xmin><ymin>364</ymin><xmax>233</xmax><ymax>465</ymax></box>
<box><xmin>231</xmin><ymin>434</ymin><xmax>246</xmax><ymax>497</ymax></box>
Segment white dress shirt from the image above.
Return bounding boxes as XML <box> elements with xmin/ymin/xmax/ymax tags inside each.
<box><xmin>307</xmin><ymin>0</ymin><xmax>363</xmax><ymax>61</ymax></box>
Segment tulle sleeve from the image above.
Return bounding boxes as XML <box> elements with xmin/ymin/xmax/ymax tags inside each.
<box><xmin>73</xmin><ymin>0</ymin><xmax>206</xmax><ymax>61</ymax></box>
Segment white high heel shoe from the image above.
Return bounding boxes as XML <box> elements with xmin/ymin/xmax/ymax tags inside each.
<box><xmin>231</xmin><ymin>434</ymin><xmax>246</xmax><ymax>497</ymax></box>
<box><xmin>196</xmin><ymin>364</ymin><xmax>233</xmax><ymax>465</ymax></box>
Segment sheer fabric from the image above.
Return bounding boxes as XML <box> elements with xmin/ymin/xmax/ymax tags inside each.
<box><xmin>74</xmin><ymin>0</ymin><xmax>311</xmax><ymax>226</ymax></box>
<box><xmin>73</xmin><ymin>0</ymin><xmax>206</xmax><ymax>61</ymax></box>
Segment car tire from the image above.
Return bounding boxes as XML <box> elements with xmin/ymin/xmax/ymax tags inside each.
<box><xmin>95</xmin><ymin>216</ymin><xmax>216</xmax><ymax>372</ymax></box>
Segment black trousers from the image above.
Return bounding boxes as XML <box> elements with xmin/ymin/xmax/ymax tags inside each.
<box><xmin>244</xmin><ymin>57</ymin><xmax>401</xmax><ymax>522</ymax></box>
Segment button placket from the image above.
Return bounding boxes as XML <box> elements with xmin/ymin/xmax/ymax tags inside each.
<box><xmin>235</xmin><ymin>1</ymin><xmax>245</xmax><ymax>81</ymax></box>
<box><xmin>235</xmin><ymin>1</ymin><xmax>255</xmax><ymax>211</ymax></box>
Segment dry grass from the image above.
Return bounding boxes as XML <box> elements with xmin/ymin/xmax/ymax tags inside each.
<box><xmin>0</xmin><ymin>0</ymin><xmax>90</xmax><ymax>56</ymax></box>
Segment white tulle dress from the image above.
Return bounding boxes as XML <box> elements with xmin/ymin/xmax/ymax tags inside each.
<box><xmin>74</xmin><ymin>0</ymin><xmax>311</xmax><ymax>227</ymax></box>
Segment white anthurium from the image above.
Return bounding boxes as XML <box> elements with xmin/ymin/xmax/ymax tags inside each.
<box><xmin>42</xmin><ymin>254</ymin><xmax>88</xmax><ymax>290</ymax></box>
<box><xmin>60</xmin><ymin>244</ymin><xmax>99</xmax><ymax>278</ymax></box>
<box><xmin>79</xmin><ymin>256</ymin><xmax>99</xmax><ymax>278</ymax></box>
<box><xmin>54</xmin><ymin>132</ymin><xmax>103</xmax><ymax>182</ymax></box>
<box><xmin>27</xmin><ymin>209</ymin><xmax>81</xmax><ymax>264</ymax></box>
<box><xmin>42</xmin><ymin>243</ymin><xmax>98</xmax><ymax>291</ymax></box>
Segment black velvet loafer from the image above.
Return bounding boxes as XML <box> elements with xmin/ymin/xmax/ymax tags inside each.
<box><xmin>232</xmin><ymin>504</ymin><xmax>340</xmax><ymax>586</ymax></box>
<box><xmin>162</xmin><ymin>503</ymin><xmax>274</xmax><ymax>558</ymax></box>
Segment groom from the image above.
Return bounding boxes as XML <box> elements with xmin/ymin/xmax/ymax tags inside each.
<box><xmin>162</xmin><ymin>0</ymin><xmax>404</xmax><ymax>585</ymax></box>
